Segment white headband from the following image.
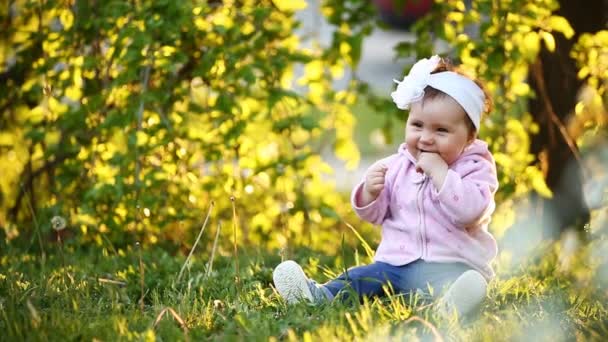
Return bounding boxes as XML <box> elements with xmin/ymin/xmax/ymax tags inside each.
<box><xmin>390</xmin><ymin>55</ymin><xmax>485</xmax><ymax>131</ymax></box>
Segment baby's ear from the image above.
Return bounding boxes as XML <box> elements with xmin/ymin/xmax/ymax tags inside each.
<box><xmin>467</xmin><ymin>131</ymin><xmax>477</xmax><ymax>145</ymax></box>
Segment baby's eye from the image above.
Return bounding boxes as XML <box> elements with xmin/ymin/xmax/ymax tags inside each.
<box><xmin>412</xmin><ymin>122</ymin><xmax>423</xmax><ymax>128</ymax></box>
<box><xmin>437</xmin><ymin>127</ymin><xmax>448</xmax><ymax>133</ymax></box>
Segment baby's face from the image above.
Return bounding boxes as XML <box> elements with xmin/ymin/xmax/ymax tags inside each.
<box><xmin>405</xmin><ymin>96</ymin><xmax>474</xmax><ymax>165</ymax></box>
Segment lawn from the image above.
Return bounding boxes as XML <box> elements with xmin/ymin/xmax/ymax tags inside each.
<box><xmin>2</xmin><ymin>228</ymin><xmax>607</xmax><ymax>341</ymax></box>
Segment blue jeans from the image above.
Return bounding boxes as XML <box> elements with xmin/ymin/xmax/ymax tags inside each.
<box><xmin>321</xmin><ymin>259</ymin><xmax>471</xmax><ymax>302</ymax></box>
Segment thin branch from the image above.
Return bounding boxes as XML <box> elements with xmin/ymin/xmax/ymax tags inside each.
<box><xmin>530</xmin><ymin>60</ymin><xmax>589</xmax><ymax>179</ymax></box>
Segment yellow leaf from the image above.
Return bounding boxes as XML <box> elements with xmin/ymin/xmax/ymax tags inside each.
<box><xmin>211</xmin><ymin>11</ymin><xmax>234</xmax><ymax>28</ymax></box>
<box><xmin>334</xmin><ymin>139</ymin><xmax>360</xmax><ymax>170</ymax></box>
<box><xmin>281</xmin><ymin>66</ymin><xmax>294</xmax><ymax>89</ymax></box>
<box><xmin>160</xmin><ymin>45</ymin><xmax>175</xmax><ymax>57</ymax></box>
<box><xmin>547</xmin><ymin>16</ymin><xmax>574</xmax><ymax>39</ymax></box>
<box><xmin>27</xmin><ymin>106</ymin><xmax>45</xmax><ymax>124</ymax></box>
<box><xmin>44</xmin><ymin>130</ymin><xmax>61</xmax><ymax>146</ymax></box>
<box><xmin>194</xmin><ymin>17</ymin><xmax>212</xmax><ymax>31</ymax></box>
<box><xmin>529</xmin><ymin>167</ymin><xmax>553</xmax><ymax>198</ymax></box>
<box><xmin>522</xmin><ymin>31</ymin><xmax>540</xmax><ymax>59</ymax></box>
<box><xmin>21</xmin><ymin>78</ymin><xmax>37</xmax><ymax>92</ymax></box>
<box><xmin>136</xmin><ymin>131</ymin><xmax>149</xmax><ymax>146</ymax></box>
<box><xmin>242</xmin><ymin>21</ymin><xmax>255</xmax><ymax>35</ymax></box>
<box><xmin>290</xmin><ymin>128</ymin><xmax>309</xmax><ymax>146</ymax></box>
<box><xmin>455</xmin><ymin>1</ymin><xmax>466</xmax><ymax>11</ymax></box>
<box><xmin>443</xmin><ymin>23</ymin><xmax>455</xmax><ymax>40</ymax></box>
<box><xmin>577</xmin><ymin>66</ymin><xmax>589</xmax><ymax>79</ymax></box>
<box><xmin>59</xmin><ymin>9</ymin><xmax>74</xmax><ymax>30</ymax></box>
<box><xmin>539</xmin><ymin>31</ymin><xmax>555</xmax><ymax>52</ymax></box>
<box><xmin>513</xmin><ymin>82</ymin><xmax>530</xmax><ymax>96</ymax></box>
<box><xmin>111</xmin><ymin>129</ymin><xmax>128</xmax><ymax>154</ymax></box>
<box><xmin>447</xmin><ymin>12</ymin><xmax>464</xmax><ymax>23</ymax></box>
<box><xmin>303</xmin><ymin>60</ymin><xmax>324</xmax><ymax>81</ymax></box>
<box><xmin>330</xmin><ymin>62</ymin><xmax>344</xmax><ymax>79</ymax></box>
<box><xmin>272</xmin><ymin>0</ymin><xmax>307</xmax><ymax>12</ymax></box>
<box><xmin>65</xmin><ymin>85</ymin><xmax>82</xmax><ymax>101</ymax></box>
<box><xmin>48</xmin><ymin>97</ymin><xmax>68</xmax><ymax>116</ymax></box>
<box><xmin>115</xmin><ymin>204</ymin><xmax>127</xmax><ymax>218</ymax></box>
<box><xmin>0</xmin><ymin>132</ymin><xmax>15</xmax><ymax>145</ymax></box>
<box><xmin>575</xmin><ymin>102</ymin><xmax>584</xmax><ymax>115</ymax></box>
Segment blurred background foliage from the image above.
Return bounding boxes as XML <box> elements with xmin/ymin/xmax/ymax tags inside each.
<box><xmin>1</xmin><ymin>0</ymin><xmax>606</xmax><ymax>257</ymax></box>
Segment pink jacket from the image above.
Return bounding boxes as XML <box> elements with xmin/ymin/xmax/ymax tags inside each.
<box><xmin>351</xmin><ymin>140</ymin><xmax>499</xmax><ymax>280</ymax></box>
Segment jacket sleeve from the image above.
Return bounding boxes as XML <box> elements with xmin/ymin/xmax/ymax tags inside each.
<box><xmin>350</xmin><ymin>157</ymin><xmax>396</xmax><ymax>225</ymax></box>
<box><xmin>433</xmin><ymin>157</ymin><xmax>498</xmax><ymax>227</ymax></box>
<box><xmin>351</xmin><ymin>181</ymin><xmax>390</xmax><ymax>225</ymax></box>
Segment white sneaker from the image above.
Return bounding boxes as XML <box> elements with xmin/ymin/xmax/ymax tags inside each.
<box><xmin>273</xmin><ymin>260</ymin><xmax>327</xmax><ymax>304</ymax></box>
<box><xmin>438</xmin><ymin>270</ymin><xmax>487</xmax><ymax>318</ymax></box>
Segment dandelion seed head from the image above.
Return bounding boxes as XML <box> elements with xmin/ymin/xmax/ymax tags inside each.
<box><xmin>51</xmin><ymin>216</ymin><xmax>66</xmax><ymax>231</ymax></box>
<box><xmin>213</xmin><ymin>299</ymin><xmax>224</xmax><ymax>309</ymax></box>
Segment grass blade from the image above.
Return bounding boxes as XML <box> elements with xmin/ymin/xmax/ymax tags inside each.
<box><xmin>176</xmin><ymin>201</ymin><xmax>215</xmax><ymax>283</ymax></box>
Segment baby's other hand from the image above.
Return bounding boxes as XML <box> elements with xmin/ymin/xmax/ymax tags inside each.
<box><xmin>416</xmin><ymin>152</ymin><xmax>449</xmax><ymax>189</ymax></box>
<box><xmin>363</xmin><ymin>163</ymin><xmax>388</xmax><ymax>199</ymax></box>
<box><xmin>416</xmin><ymin>152</ymin><xmax>446</xmax><ymax>175</ymax></box>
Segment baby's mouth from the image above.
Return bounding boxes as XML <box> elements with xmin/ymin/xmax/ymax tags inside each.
<box><xmin>416</xmin><ymin>149</ymin><xmax>439</xmax><ymax>159</ymax></box>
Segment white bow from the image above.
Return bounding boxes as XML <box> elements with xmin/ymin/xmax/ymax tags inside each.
<box><xmin>390</xmin><ymin>55</ymin><xmax>485</xmax><ymax>131</ymax></box>
<box><xmin>390</xmin><ymin>55</ymin><xmax>441</xmax><ymax>110</ymax></box>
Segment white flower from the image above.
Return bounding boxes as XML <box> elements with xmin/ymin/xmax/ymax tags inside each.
<box><xmin>51</xmin><ymin>216</ymin><xmax>67</xmax><ymax>231</ymax></box>
<box><xmin>390</xmin><ymin>55</ymin><xmax>441</xmax><ymax>109</ymax></box>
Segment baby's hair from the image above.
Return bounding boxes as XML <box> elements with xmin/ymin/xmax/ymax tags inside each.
<box><xmin>421</xmin><ymin>57</ymin><xmax>493</xmax><ymax>134</ymax></box>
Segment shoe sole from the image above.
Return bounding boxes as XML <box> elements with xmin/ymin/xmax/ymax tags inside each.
<box><xmin>273</xmin><ymin>260</ymin><xmax>314</xmax><ymax>304</ymax></box>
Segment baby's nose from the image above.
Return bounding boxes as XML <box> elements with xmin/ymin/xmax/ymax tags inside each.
<box><xmin>420</xmin><ymin>131</ymin><xmax>434</xmax><ymax>143</ymax></box>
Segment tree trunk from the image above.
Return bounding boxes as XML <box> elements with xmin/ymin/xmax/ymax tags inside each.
<box><xmin>528</xmin><ymin>0</ymin><xmax>607</xmax><ymax>238</ymax></box>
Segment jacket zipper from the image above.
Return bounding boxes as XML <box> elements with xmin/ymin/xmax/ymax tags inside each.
<box><xmin>416</xmin><ymin>175</ymin><xmax>427</xmax><ymax>259</ymax></box>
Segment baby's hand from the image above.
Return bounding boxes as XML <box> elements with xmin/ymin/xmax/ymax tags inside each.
<box><xmin>416</xmin><ymin>152</ymin><xmax>446</xmax><ymax>175</ymax></box>
<box><xmin>363</xmin><ymin>163</ymin><xmax>388</xmax><ymax>200</ymax></box>
<box><xmin>416</xmin><ymin>152</ymin><xmax>448</xmax><ymax>189</ymax></box>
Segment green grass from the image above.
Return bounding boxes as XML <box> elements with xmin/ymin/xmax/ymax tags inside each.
<box><xmin>2</xmin><ymin>234</ymin><xmax>608</xmax><ymax>341</ymax></box>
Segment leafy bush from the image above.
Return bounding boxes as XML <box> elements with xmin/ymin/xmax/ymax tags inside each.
<box><xmin>0</xmin><ymin>0</ymin><xmax>373</xmax><ymax>252</ymax></box>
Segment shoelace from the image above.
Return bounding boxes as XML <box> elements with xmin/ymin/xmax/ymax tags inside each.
<box><xmin>306</xmin><ymin>279</ymin><xmax>328</xmax><ymax>302</ymax></box>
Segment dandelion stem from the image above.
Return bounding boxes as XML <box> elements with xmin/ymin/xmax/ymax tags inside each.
<box><xmin>176</xmin><ymin>201</ymin><xmax>215</xmax><ymax>283</ymax></box>
<box><xmin>137</xmin><ymin>242</ymin><xmax>145</xmax><ymax>313</ymax></box>
<box><xmin>230</xmin><ymin>196</ymin><xmax>240</xmax><ymax>287</ymax></box>
<box><xmin>206</xmin><ymin>221</ymin><xmax>221</xmax><ymax>277</ymax></box>
<box><xmin>57</xmin><ymin>234</ymin><xmax>66</xmax><ymax>270</ymax></box>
